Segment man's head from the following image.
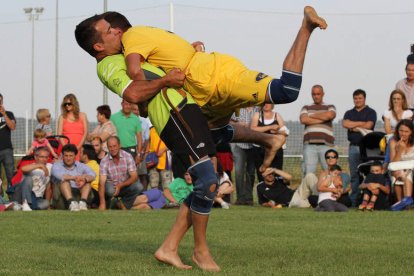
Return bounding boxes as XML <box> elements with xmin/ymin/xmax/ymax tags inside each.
<box><xmin>96</xmin><ymin>104</ymin><xmax>111</xmax><ymax>122</ymax></box>
<box><xmin>107</xmin><ymin>136</ymin><xmax>121</xmax><ymax>158</ymax></box>
<box><xmin>91</xmin><ymin>136</ymin><xmax>104</xmax><ymax>154</ymax></box>
<box><xmin>75</xmin><ymin>15</ymin><xmax>122</xmax><ymax>59</ymax></box>
<box><xmin>61</xmin><ymin>144</ymin><xmax>78</xmax><ymax>167</ymax></box>
<box><xmin>369</xmin><ymin>161</ymin><xmax>383</xmax><ymax>175</ymax></box>
<box><xmin>352</xmin><ymin>89</ymin><xmax>366</xmax><ymax>109</ymax></box>
<box><xmin>0</xmin><ymin>93</ymin><xmax>3</xmax><ymax>105</ymax></box>
<box><xmin>311</xmin><ymin>84</ymin><xmax>324</xmax><ymax>104</ymax></box>
<box><xmin>405</xmin><ymin>54</ymin><xmax>414</xmax><ymax>82</ymax></box>
<box><xmin>325</xmin><ymin>149</ymin><xmax>339</xmax><ymax>167</ymax></box>
<box><xmin>263</xmin><ymin>170</ymin><xmax>277</xmax><ymax>185</ymax></box>
<box><xmin>131</xmin><ymin>103</ymin><xmax>140</xmax><ymax>117</ymax></box>
<box><xmin>183</xmin><ymin>172</ymin><xmax>193</xmax><ymax>185</ymax></box>
<box><xmin>81</xmin><ymin>144</ymin><xmax>97</xmax><ymax>163</ymax></box>
<box><xmin>121</xmin><ymin>99</ymin><xmax>132</xmax><ymax>115</ymax></box>
<box><xmin>102</xmin><ymin>11</ymin><xmax>132</xmax><ymax>32</ymax></box>
<box><xmin>34</xmin><ymin>147</ymin><xmax>50</xmax><ymax>164</ymax></box>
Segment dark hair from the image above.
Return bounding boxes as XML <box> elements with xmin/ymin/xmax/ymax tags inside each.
<box><xmin>97</xmin><ymin>105</ymin><xmax>111</xmax><ymax>119</ymax></box>
<box><xmin>329</xmin><ymin>164</ymin><xmax>342</xmax><ymax>172</ymax></box>
<box><xmin>0</xmin><ymin>93</ymin><xmax>3</xmax><ymax>99</ymax></box>
<box><xmin>62</xmin><ymin>144</ymin><xmax>78</xmax><ymax>155</ymax></box>
<box><xmin>102</xmin><ymin>11</ymin><xmax>132</xmax><ymax>32</ymax></box>
<box><xmin>353</xmin><ymin>89</ymin><xmax>366</xmax><ymax>98</ymax></box>
<box><xmin>82</xmin><ymin>144</ymin><xmax>97</xmax><ymax>161</ymax></box>
<box><xmin>74</xmin><ymin>14</ymin><xmax>104</xmax><ymax>57</ymax></box>
<box><xmin>370</xmin><ymin>160</ymin><xmax>383</xmax><ymax>168</ymax></box>
<box><xmin>324</xmin><ymin>149</ymin><xmax>338</xmax><ymax>159</ymax></box>
<box><xmin>394</xmin><ymin>119</ymin><xmax>414</xmax><ymax>146</ymax></box>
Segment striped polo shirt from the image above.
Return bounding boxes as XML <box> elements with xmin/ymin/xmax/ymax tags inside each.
<box><xmin>300</xmin><ymin>103</ymin><xmax>336</xmax><ymax>146</ymax></box>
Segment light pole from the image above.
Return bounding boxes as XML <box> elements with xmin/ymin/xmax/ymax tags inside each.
<box><xmin>24</xmin><ymin>7</ymin><xmax>44</xmax><ymax>135</ymax></box>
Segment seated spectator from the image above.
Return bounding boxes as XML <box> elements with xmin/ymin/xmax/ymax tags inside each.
<box><xmin>358</xmin><ymin>161</ymin><xmax>390</xmax><ymax>211</ymax></box>
<box><xmin>91</xmin><ymin>136</ymin><xmax>107</xmax><ymax>163</ymax></box>
<box><xmin>148</xmin><ymin>127</ymin><xmax>172</xmax><ymax>190</ymax></box>
<box><xmin>35</xmin><ymin>108</ymin><xmax>53</xmax><ymax>136</ymax></box>
<box><xmin>257</xmin><ymin>167</ymin><xmax>294</xmax><ymax>208</ymax></box>
<box><xmin>214</xmin><ymin>162</ymin><xmax>234</xmax><ymax>209</ymax></box>
<box><xmin>12</xmin><ymin>147</ymin><xmax>52</xmax><ymax>211</ymax></box>
<box><xmin>87</xmin><ymin>105</ymin><xmax>117</xmax><ymax>152</ymax></box>
<box><xmin>163</xmin><ymin>172</ymin><xmax>193</xmax><ymax>207</ymax></box>
<box><xmin>51</xmin><ymin>144</ymin><xmax>95</xmax><ymax>211</ymax></box>
<box><xmin>98</xmin><ymin>136</ymin><xmax>144</xmax><ymax>210</ymax></box>
<box><xmin>26</xmin><ymin>129</ymin><xmax>58</xmax><ymax>159</ymax></box>
<box><xmin>315</xmin><ymin>165</ymin><xmax>348</xmax><ymax>212</ymax></box>
<box><xmin>130</xmin><ymin>188</ymin><xmax>166</xmax><ymax>209</ymax></box>
<box><xmin>80</xmin><ymin>144</ymin><xmax>100</xmax><ymax>208</ymax></box>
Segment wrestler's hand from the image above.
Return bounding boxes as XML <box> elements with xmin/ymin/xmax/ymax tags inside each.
<box><xmin>191</xmin><ymin>41</ymin><xmax>205</xmax><ymax>52</ymax></box>
<box><xmin>164</xmin><ymin>68</ymin><xmax>185</xmax><ymax>88</ymax></box>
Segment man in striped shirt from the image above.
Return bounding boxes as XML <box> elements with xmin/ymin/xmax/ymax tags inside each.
<box><xmin>300</xmin><ymin>84</ymin><xmax>336</xmax><ymax>175</ymax></box>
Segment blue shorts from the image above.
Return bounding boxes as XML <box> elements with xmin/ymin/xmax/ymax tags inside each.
<box><xmin>142</xmin><ymin>189</ymin><xmax>166</xmax><ymax>209</ymax></box>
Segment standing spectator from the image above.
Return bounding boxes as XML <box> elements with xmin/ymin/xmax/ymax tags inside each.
<box><xmin>35</xmin><ymin>108</ymin><xmax>53</xmax><ymax>136</ymax></box>
<box><xmin>299</xmin><ymin>84</ymin><xmax>336</xmax><ymax>175</ymax></box>
<box><xmin>231</xmin><ymin>107</ymin><xmax>257</xmax><ymax>205</ymax></box>
<box><xmin>87</xmin><ymin>105</ymin><xmax>117</xmax><ymax>152</ymax></box>
<box><xmin>12</xmin><ymin>147</ymin><xmax>52</xmax><ymax>211</ymax></box>
<box><xmin>51</xmin><ymin>144</ymin><xmax>95</xmax><ymax>211</ymax></box>
<box><xmin>251</xmin><ymin>103</ymin><xmax>288</xmax><ymax>181</ymax></box>
<box><xmin>131</xmin><ymin>103</ymin><xmax>151</xmax><ymax>190</ymax></box>
<box><xmin>57</xmin><ymin>93</ymin><xmax>89</xmax><ymax>160</ymax></box>
<box><xmin>110</xmin><ymin>100</ymin><xmax>142</xmax><ymax>166</ymax></box>
<box><xmin>0</xmin><ymin>93</ymin><xmax>16</xmax><ymax>196</ymax></box>
<box><xmin>98</xmin><ymin>136</ymin><xmax>144</xmax><ymax>210</ymax></box>
<box><xmin>80</xmin><ymin>144</ymin><xmax>100</xmax><ymax>208</ymax></box>
<box><xmin>342</xmin><ymin>89</ymin><xmax>377</xmax><ymax>206</ymax></box>
<box><xmin>148</xmin><ymin>127</ymin><xmax>172</xmax><ymax>190</ymax></box>
<box><xmin>395</xmin><ymin>54</ymin><xmax>414</xmax><ymax>109</ymax></box>
<box><xmin>91</xmin><ymin>136</ymin><xmax>107</xmax><ymax>163</ymax></box>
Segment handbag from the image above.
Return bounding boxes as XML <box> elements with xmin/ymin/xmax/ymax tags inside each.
<box><xmin>146</xmin><ymin>140</ymin><xmax>161</xmax><ymax>169</ymax></box>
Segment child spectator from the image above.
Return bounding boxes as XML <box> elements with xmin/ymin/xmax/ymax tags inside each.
<box><xmin>26</xmin><ymin>129</ymin><xmax>58</xmax><ymax>159</ymax></box>
<box><xmin>35</xmin><ymin>108</ymin><xmax>53</xmax><ymax>136</ymax></box>
<box><xmin>316</xmin><ymin>165</ymin><xmax>348</xmax><ymax>212</ymax></box>
<box><xmin>358</xmin><ymin>161</ymin><xmax>390</xmax><ymax>211</ymax></box>
<box><xmin>163</xmin><ymin>172</ymin><xmax>193</xmax><ymax>207</ymax></box>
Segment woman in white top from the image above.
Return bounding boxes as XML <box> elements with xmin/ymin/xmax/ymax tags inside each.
<box><xmin>383</xmin><ymin>90</ymin><xmax>413</xmax><ymax>134</ymax></box>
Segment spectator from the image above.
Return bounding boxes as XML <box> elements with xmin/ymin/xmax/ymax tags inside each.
<box><xmin>130</xmin><ymin>188</ymin><xmax>166</xmax><ymax>209</ymax></box>
<box><xmin>383</xmin><ymin>90</ymin><xmax>413</xmax><ymax>135</ymax></box>
<box><xmin>251</xmin><ymin>103</ymin><xmax>288</xmax><ymax>181</ymax></box>
<box><xmin>213</xmin><ymin>162</ymin><xmax>234</xmax><ymax>209</ymax></box>
<box><xmin>35</xmin><ymin>108</ymin><xmax>53</xmax><ymax>136</ymax></box>
<box><xmin>80</xmin><ymin>144</ymin><xmax>100</xmax><ymax>208</ymax></box>
<box><xmin>315</xmin><ymin>165</ymin><xmax>348</xmax><ymax>212</ymax></box>
<box><xmin>395</xmin><ymin>54</ymin><xmax>414</xmax><ymax>109</ymax></box>
<box><xmin>87</xmin><ymin>105</ymin><xmax>117</xmax><ymax>152</ymax></box>
<box><xmin>26</xmin><ymin>129</ymin><xmax>58</xmax><ymax>159</ymax></box>
<box><xmin>256</xmin><ymin>167</ymin><xmax>294</xmax><ymax>208</ymax></box>
<box><xmin>12</xmin><ymin>147</ymin><xmax>52</xmax><ymax>211</ymax></box>
<box><xmin>389</xmin><ymin>119</ymin><xmax>414</xmax><ymax>210</ymax></box>
<box><xmin>131</xmin><ymin>103</ymin><xmax>151</xmax><ymax>190</ymax></box>
<box><xmin>299</xmin><ymin>84</ymin><xmax>336</xmax><ymax>175</ymax></box>
<box><xmin>215</xmin><ymin>143</ymin><xmax>233</xmax><ymax>182</ymax></box>
<box><xmin>51</xmin><ymin>144</ymin><xmax>95</xmax><ymax>211</ymax></box>
<box><xmin>0</xmin><ymin>93</ymin><xmax>16</xmax><ymax>196</ymax></box>
<box><xmin>358</xmin><ymin>161</ymin><xmax>390</xmax><ymax>211</ymax></box>
<box><xmin>163</xmin><ymin>172</ymin><xmax>193</xmax><ymax>207</ymax></box>
<box><xmin>91</xmin><ymin>136</ymin><xmax>107</xmax><ymax>163</ymax></box>
<box><xmin>110</xmin><ymin>99</ymin><xmax>142</xmax><ymax>166</ymax></box>
<box><xmin>148</xmin><ymin>127</ymin><xmax>172</xmax><ymax>190</ymax></box>
<box><xmin>231</xmin><ymin>107</ymin><xmax>257</xmax><ymax>205</ymax></box>
<box><xmin>57</xmin><ymin>93</ymin><xmax>89</xmax><ymax>160</ymax></box>
<box><xmin>98</xmin><ymin>136</ymin><xmax>144</xmax><ymax>210</ymax></box>
<box><xmin>342</xmin><ymin>89</ymin><xmax>377</xmax><ymax>206</ymax></box>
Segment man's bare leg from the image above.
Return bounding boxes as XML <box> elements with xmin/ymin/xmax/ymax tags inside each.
<box><xmin>154</xmin><ymin>204</ymin><xmax>193</xmax><ymax>269</ymax></box>
<box><xmin>191</xmin><ymin>212</ymin><xmax>220</xmax><ymax>272</ymax></box>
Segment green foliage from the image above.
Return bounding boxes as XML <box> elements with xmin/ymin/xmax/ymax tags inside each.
<box><xmin>1</xmin><ymin>207</ymin><xmax>412</xmax><ymax>275</ymax></box>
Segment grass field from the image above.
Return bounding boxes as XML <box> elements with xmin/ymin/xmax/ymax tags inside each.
<box><xmin>2</xmin><ymin>207</ymin><xmax>414</xmax><ymax>275</ymax></box>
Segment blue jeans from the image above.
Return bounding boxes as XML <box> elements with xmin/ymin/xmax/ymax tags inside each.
<box><xmin>0</xmin><ymin>148</ymin><xmax>14</xmax><ymax>187</ymax></box>
<box><xmin>348</xmin><ymin>145</ymin><xmax>361</xmax><ymax>206</ymax></box>
<box><xmin>232</xmin><ymin>145</ymin><xmax>255</xmax><ymax>202</ymax></box>
<box><xmin>303</xmin><ymin>144</ymin><xmax>330</xmax><ymax>175</ymax></box>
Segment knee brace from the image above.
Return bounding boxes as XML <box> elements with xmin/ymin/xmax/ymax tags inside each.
<box><xmin>210</xmin><ymin>124</ymin><xmax>235</xmax><ymax>145</ymax></box>
<box><xmin>268</xmin><ymin>70</ymin><xmax>302</xmax><ymax>104</ymax></box>
<box><xmin>187</xmin><ymin>159</ymin><xmax>219</xmax><ymax>215</ymax></box>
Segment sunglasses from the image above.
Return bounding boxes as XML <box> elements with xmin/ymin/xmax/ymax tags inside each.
<box><xmin>64</xmin><ymin>102</ymin><xmax>73</xmax><ymax>107</ymax></box>
<box><xmin>325</xmin><ymin>156</ymin><xmax>338</xmax><ymax>160</ymax></box>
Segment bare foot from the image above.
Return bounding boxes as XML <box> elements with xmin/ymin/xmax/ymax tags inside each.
<box><xmin>192</xmin><ymin>253</ymin><xmax>220</xmax><ymax>272</ymax></box>
<box><xmin>303</xmin><ymin>6</ymin><xmax>327</xmax><ymax>30</ymax></box>
<box><xmin>259</xmin><ymin>134</ymin><xmax>285</xmax><ymax>173</ymax></box>
<box><xmin>154</xmin><ymin>248</ymin><xmax>192</xmax><ymax>270</ymax></box>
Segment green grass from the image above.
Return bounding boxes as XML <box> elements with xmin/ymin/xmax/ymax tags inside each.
<box><xmin>1</xmin><ymin>207</ymin><xmax>414</xmax><ymax>275</ymax></box>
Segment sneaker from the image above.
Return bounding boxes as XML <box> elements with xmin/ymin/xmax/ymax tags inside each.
<box><xmin>69</xmin><ymin>201</ymin><xmax>80</xmax><ymax>212</ymax></box>
<box><xmin>13</xmin><ymin>203</ymin><xmax>22</xmax><ymax>211</ymax></box>
<box><xmin>390</xmin><ymin>196</ymin><xmax>414</xmax><ymax>211</ymax></box>
<box><xmin>22</xmin><ymin>202</ymin><xmax>32</xmax><ymax>212</ymax></box>
<box><xmin>78</xmin><ymin>201</ymin><xmax>88</xmax><ymax>211</ymax></box>
<box><xmin>220</xmin><ymin>201</ymin><xmax>230</xmax><ymax>209</ymax></box>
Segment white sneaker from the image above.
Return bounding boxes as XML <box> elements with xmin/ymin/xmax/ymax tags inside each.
<box><xmin>220</xmin><ymin>201</ymin><xmax>230</xmax><ymax>209</ymax></box>
<box><xmin>13</xmin><ymin>203</ymin><xmax>22</xmax><ymax>211</ymax></box>
<box><xmin>69</xmin><ymin>201</ymin><xmax>80</xmax><ymax>211</ymax></box>
<box><xmin>22</xmin><ymin>202</ymin><xmax>32</xmax><ymax>211</ymax></box>
<box><xmin>78</xmin><ymin>201</ymin><xmax>88</xmax><ymax>211</ymax></box>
